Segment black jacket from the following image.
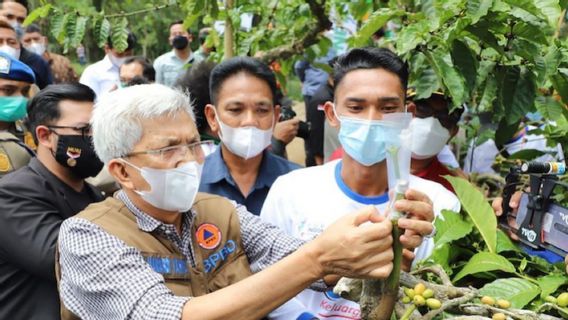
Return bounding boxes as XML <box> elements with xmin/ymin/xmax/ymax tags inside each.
<box><xmin>0</xmin><ymin>158</ymin><xmax>103</xmax><ymax>320</ymax></box>
<box><xmin>20</xmin><ymin>47</ymin><xmax>54</xmax><ymax>89</ymax></box>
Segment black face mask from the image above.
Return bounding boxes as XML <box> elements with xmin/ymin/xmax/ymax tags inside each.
<box><xmin>172</xmin><ymin>35</ymin><xmax>189</xmax><ymax>50</ymax></box>
<box><xmin>53</xmin><ymin>135</ymin><xmax>104</xmax><ymax>179</ymax></box>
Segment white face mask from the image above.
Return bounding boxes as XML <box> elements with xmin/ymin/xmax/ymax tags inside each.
<box><xmin>125</xmin><ymin>160</ymin><xmax>202</xmax><ymax>213</ymax></box>
<box><xmin>0</xmin><ymin>45</ymin><xmax>20</xmax><ymax>60</ymax></box>
<box><xmin>26</xmin><ymin>42</ymin><xmax>46</xmax><ymax>56</ymax></box>
<box><xmin>215</xmin><ymin>110</ymin><xmax>273</xmax><ymax>160</ymax></box>
<box><xmin>108</xmin><ymin>53</ymin><xmax>128</xmax><ymax>68</ymax></box>
<box><xmin>409</xmin><ymin>117</ymin><xmax>451</xmax><ymax>159</ymax></box>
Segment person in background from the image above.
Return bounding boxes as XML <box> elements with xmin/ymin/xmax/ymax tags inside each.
<box><xmin>407</xmin><ymin>90</ymin><xmax>466</xmax><ymax>193</ymax></box>
<box><xmin>0</xmin><ymin>51</ymin><xmax>34</xmax><ymax>178</ymax></box>
<box><xmin>294</xmin><ymin>49</ymin><xmax>335</xmax><ymax>166</ymax></box>
<box><xmin>193</xmin><ymin>27</ymin><xmax>213</xmax><ymax>61</ymax></box>
<box><xmin>0</xmin><ymin>0</ymin><xmax>53</xmax><ymax>88</ymax></box>
<box><xmin>175</xmin><ymin>60</ymin><xmax>219</xmax><ymax>144</ymax></box>
<box><xmin>57</xmin><ymin>83</ymin><xmax>396</xmax><ymax>320</ymax></box>
<box><xmin>261</xmin><ymin>47</ymin><xmax>457</xmax><ymax>320</ymax></box>
<box><xmin>200</xmin><ymin>57</ymin><xmax>301</xmax><ymax>215</ymax></box>
<box><xmin>0</xmin><ymin>83</ymin><xmax>104</xmax><ymax>320</ymax></box>
<box><xmin>305</xmin><ymin>57</ymin><xmax>336</xmax><ymax>166</ymax></box>
<box><xmin>119</xmin><ymin>56</ymin><xmax>155</xmax><ymax>87</ymax></box>
<box><xmin>80</xmin><ymin>30</ymin><xmax>137</xmax><ymax>98</ymax></box>
<box><xmin>76</xmin><ymin>44</ymin><xmax>86</xmax><ymax>65</ymax></box>
<box><xmin>154</xmin><ymin>20</ymin><xmax>201</xmax><ymax>87</ymax></box>
<box><xmin>22</xmin><ymin>24</ymin><xmax>78</xmax><ymax>83</ymax></box>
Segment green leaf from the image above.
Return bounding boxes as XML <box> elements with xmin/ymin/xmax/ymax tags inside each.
<box><xmin>466</xmin><ymin>0</ymin><xmax>492</xmax><ymax>24</ymax></box>
<box><xmin>23</xmin><ymin>4</ymin><xmax>52</xmax><ymax>26</ymax></box>
<box><xmin>50</xmin><ymin>13</ymin><xmax>66</xmax><ymax>43</ymax></box>
<box><xmin>353</xmin><ymin>8</ymin><xmax>402</xmax><ymax>47</ymax></box>
<box><xmin>428</xmin><ymin>242</ymin><xmax>452</xmax><ymax>274</ymax></box>
<box><xmin>551</xmin><ymin>68</ymin><xmax>568</xmax><ymax>105</ymax></box>
<box><xmin>508</xmin><ymin>149</ymin><xmax>546</xmax><ymax>161</ymax></box>
<box><xmin>496</xmin><ymin>229</ymin><xmax>520</xmax><ymax>253</ymax></box>
<box><xmin>93</xmin><ymin>17</ymin><xmax>110</xmax><ymax>48</ymax></box>
<box><xmin>500</xmin><ymin>66</ymin><xmax>536</xmax><ymax>125</ymax></box>
<box><xmin>413</xmin><ymin>66</ymin><xmax>440</xmax><ymax>100</ymax></box>
<box><xmin>63</xmin><ymin>14</ymin><xmax>77</xmax><ymax>52</ymax></box>
<box><xmin>425</xmin><ymin>49</ymin><xmax>466</xmax><ymax>107</ymax></box>
<box><xmin>477</xmin><ymin>75</ymin><xmax>497</xmax><ymax>113</ymax></box>
<box><xmin>534</xmin><ymin>0</ymin><xmax>562</xmax><ymax>28</ymax></box>
<box><xmin>501</xmin><ymin>0</ymin><xmax>546</xmax><ymax>23</ymax></box>
<box><xmin>494</xmin><ymin>118</ymin><xmax>520</xmax><ymax>147</ymax></box>
<box><xmin>453</xmin><ymin>252</ymin><xmax>516</xmax><ymax>282</ymax></box>
<box><xmin>479</xmin><ymin>278</ymin><xmax>540</xmax><ymax>308</ymax></box>
<box><xmin>110</xmin><ymin>17</ymin><xmax>129</xmax><ymax>53</ymax></box>
<box><xmin>465</xmin><ymin>23</ymin><xmax>505</xmax><ymax>55</ymax></box>
<box><xmin>537</xmin><ymin>274</ymin><xmax>568</xmax><ymax>299</ymax></box>
<box><xmin>445</xmin><ymin>175</ymin><xmax>497</xmax><ymax>253</ymax></box>
<box><xmin>70</xmin><ymin>16</ymin><xmax>88</xmax><ymax>49</ymax></box>
<box><xmin>434</xmin><ymin>209</ymin><xmax>473</xmax><ymax>250</ymax></box>
<box><xmin>396</xmin><ymin>20</ymin><xmax>430</xmax><ymax>55</ymax></box>
<box><xmin>451</xmin><ymin>40</ymin><xmax>478</xmax><ymax>98</ymax></box>
<box><xmin>512</xmin><ymin>22</ymin><xmax>547</xmax><ymax>45</ymax></box>
<box><xmin>535</xmin><ymin>96</ymin><xmax>565</xmax><ymax>121</ymax></box>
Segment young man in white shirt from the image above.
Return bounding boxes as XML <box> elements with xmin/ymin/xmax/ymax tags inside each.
<box><xmin>260</xmin><ymin>47</ymin><xmax>460</xmax><ymax>320</ymax></box>
<box><xmin>79</xmin><ymin>32</ymin><xmax>136</xmax><ymax>99</ymax></box>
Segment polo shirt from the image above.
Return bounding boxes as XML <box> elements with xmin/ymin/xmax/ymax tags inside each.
<box><xmin>199</xmin><ymin>147</ymin><xmax>301</xmax><ymax>215</ymax></box>
<box><xmin>79</xmin><ymin>55</ymin><xmax>119</xmax><ymax>99</ymax></box>
<box><xmin>153</xmin><ymin>50</ymin><xmax>196</xmax><ymax>87</ymax></box>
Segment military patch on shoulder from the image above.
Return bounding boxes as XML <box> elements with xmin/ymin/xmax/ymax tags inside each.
<box><xmin>0</xmin><ymin>55</ymin><xmax>10</xmax><ymax>74</ymax></box>
<box><xmin>0</xmin><ymin>152</ymin><xmax>12</xmax><ymax>172</ymax></box>
<box><xmin>24</xmin><ymin>132</ymin><xmax>37</xmax><ymax>150</ymax></box>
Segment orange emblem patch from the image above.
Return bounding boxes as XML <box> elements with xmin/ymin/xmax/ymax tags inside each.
<box><xmin>196</xmin><ymin>223</ymin><xmax>222</xmax><ymax>250</ymax></box>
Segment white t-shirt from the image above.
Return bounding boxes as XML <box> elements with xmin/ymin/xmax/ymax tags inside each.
<box><xmin>260</xmin><ymin>160</ymin><xmax>460</xmax><ymax>320</ymax></box>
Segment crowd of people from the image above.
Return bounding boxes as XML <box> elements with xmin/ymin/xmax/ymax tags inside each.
<box><xmin>0</xmin><ymin>0</ymin><xmax>566</xmax><ymax>319</ymax></box>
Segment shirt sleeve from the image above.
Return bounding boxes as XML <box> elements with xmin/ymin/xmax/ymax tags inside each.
<box><xmin>153</xmin><ymin>58</ymin><xmax>164</xmax><ymax>85</ymax></box>
<box><xmin>0</xmin><ymin>185</ymin><xmax>63</xmax><ymax>280</ymax></box>
<box><xmin>58</xmin><ymin>218</ymin><xmax>190</xmax><ymax>320</ymax></box>
<box><xmin>236</xmin><ymin>203</ymin><xmax>328</xmax><ymax>291</ymax></box>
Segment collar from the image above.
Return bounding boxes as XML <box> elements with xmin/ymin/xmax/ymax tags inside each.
<box><xmin>201</xmin><ymin>147</ymin><xmax>277</xmax><ymax>188</ymax></box>
<box><xmin>334</xmin><ymin>160</ymin><xmax>389</xmax><ymax>205</ymax></box>
<box><xmin>102</xmin><ymin>55</ymin><xmax>118</xmax><ymax>72</ymax></box>
<box><xmin>170</xmin><ymin>50</ymin><xmax>194</xmax><ymax>63</ymax></box>
<box><xmin>28</xmin><ymin>157</ymin><xmax>103</xmax><ymax>201</ymax></box>
<box><xmin>116</xmin><ymin>189</ymin><xmax>193</xmax><ymax>233</ymax></box>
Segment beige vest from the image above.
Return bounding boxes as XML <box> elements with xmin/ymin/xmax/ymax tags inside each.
<box><xmin>58</xmin><ymin>193</ymin><xmax>252</xmax><ymax>319</ymax></box>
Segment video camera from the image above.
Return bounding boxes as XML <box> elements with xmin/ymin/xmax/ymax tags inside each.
<box><xmin>279</xmin><ymin>105</ymin><xmax>311</xmax><ymax>140</ymax></box>
<box><xmin>500</xmin><ymin>162</ymin><xmax>568</xmax><ymax>257</ymax></box>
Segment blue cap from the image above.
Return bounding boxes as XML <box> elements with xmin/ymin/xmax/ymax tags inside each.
<box><xmin>0</xmin><ymin>52</ymin><xmax>35</xmax><ymax>83</ymax></box>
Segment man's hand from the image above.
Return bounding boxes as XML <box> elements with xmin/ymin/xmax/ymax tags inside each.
<box><xmin>311</xmin><ymin>206</ymin><xmax>394</xmax><ymax>279</ymax></box>
<box><xmin>394</xmin><ymin>189</ymin><xmax>435</xmax><ymax>271</ymax></box>
<box><xmin>492</xmin><ymin>191</ymin><xmax>522</xmax><ymax>241</ymax></box>
<box><xmin>273</xmin><ymin>118</ymin><xmax>300</xmax><ymax>145</ymax></box>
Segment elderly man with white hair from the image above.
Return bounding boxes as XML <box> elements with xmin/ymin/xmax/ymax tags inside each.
<box><xmin>56</xmin><ymin>84</ymin><xmax>397</xmax><ymax>320</ymax></box>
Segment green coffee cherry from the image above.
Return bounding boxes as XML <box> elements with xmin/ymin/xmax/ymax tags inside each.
<box><xmin>496</xmin><ymin>299</ymin><xmax>511</xmax><ymax>309</ymax></box>
<box><xmin>557</xmin><ymin>292</ymin><xmax>568</xmax><ymax>307</ymax></box>
<box><xmin>404</xmin><ymin>288</ymin><xmax>415</xmax><ymax>299</ymax></box>
<box><xmin>481</xmin><ymin>296</ymin><xmax>496</xmax><ymax>305</ymax></box>
<box><xmin>413</xmin><ymin>295</ymin><xmax>426</xmax><ymax>306</ymax></box>
<box><xmin>544</xmin><ymin>295</ymin><xmax>557</xmax><ymax>304</ymax></box>
<box><xmin>401</xmin><ymin>296</ymin><xmax>411</xmax><ymax>304</ymax></box>
<box><xmin>492</xmin><ymin>313</ymin><xmax>506</xmax><ymax>320</ymax></box>
<box><xmin>422</xmin><ymin>288</ymin><xmax>434</xmax><ymax>299</ymax></box>
<box><xmin>426</xmin><ymin>298</ymin><xmax>441</xmax><ymax>309</ymax></box>
<box><xmin>414</xmin><ymin>283</ymin><xmax>426</xmax><ymax>296</ymax></box>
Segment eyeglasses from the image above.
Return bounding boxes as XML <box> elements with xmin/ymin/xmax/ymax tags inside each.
<box><xmin>47</xmin><ymin>124</ymin><xmax>93</xmax><ymax>140</ymax></box>
<box><xmin>125</xmin><ymin>140</ymin><xmax>215</xmax><ymax>163</ymax></box>
<box><xmin>414</xmin><ymin>101</ymin><xmax>462</xmax><ymax>129</ymax></box>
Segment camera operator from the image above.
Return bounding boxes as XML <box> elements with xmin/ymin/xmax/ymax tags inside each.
<box><xmin>271</xmin><ymin>95</ymin><xmax>301</xmax><ymax>159</ymax></box>
<box><xmin>492</xmin><ymin>182</ymin><xmax>568</xmax><ymax>273</ymax></box>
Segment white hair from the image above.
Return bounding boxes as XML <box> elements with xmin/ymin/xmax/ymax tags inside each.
<box><xmin>91</xmin><ymin>84</ymin><xmax>195</xmax><ymax>163</ymax></box>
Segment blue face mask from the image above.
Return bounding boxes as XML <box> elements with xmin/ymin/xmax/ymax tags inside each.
<box><xmin>0</xmin><ymin>96</ymin><xmax>28</xmax><ymax>122</ymax></box>
<box><xmin>336</xmin><ymin>109</ymin><xmax>409</xmax><ymax>166</ymax></box>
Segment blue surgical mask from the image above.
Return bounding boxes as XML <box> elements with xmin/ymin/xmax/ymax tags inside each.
<box><xmin>0</xmin><ymin>96</ymin><xmax>28</xmax><ymax>122</ymax></box>
<box><xmin>335</xmin><ymin>107</ymin><xmax>410</xmax><ymax>166</ymax></box>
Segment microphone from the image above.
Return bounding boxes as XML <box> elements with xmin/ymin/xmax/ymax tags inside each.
<box><xmin>520</xmin><ymin>162</ymin><xmax>566</xmax><ymax>175</ymax></box>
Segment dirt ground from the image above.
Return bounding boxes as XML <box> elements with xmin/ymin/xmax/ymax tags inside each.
<box><xmin>285</xmin><ymin>101</ymin><xmax>307</xmax><ymax>166</ymax></box>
